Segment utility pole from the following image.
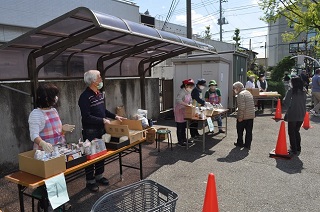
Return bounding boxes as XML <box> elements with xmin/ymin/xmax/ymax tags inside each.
<box><xmin>265</xmin><ymin>41</ymin><xmax>267</xmax><ymax>67</ymax></box>
<box><xmin>187</xmin><ymin>0</ymin><xmax>191</xmax><ymax>39</ymax></box>
<box><xmin>218</xmin><ymin>0</ymin><xmax>228</xmax><ymax>41</ymax></box>
<box><xmin>219</xmin><ymin>0</ymin><xmax>222</xmax><ymax>41</ymax></box>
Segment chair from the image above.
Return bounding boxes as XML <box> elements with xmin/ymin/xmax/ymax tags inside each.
<box><xmin>155</xmin><ymin>129</ymin><xmax>173</xmax><ymax>152</ymax></box>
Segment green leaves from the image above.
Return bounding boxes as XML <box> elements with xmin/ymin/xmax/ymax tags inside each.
<box><xmin>259</xmin><ymin>0</ymin><xmax>320</xmax><ymax>53</ymax></box>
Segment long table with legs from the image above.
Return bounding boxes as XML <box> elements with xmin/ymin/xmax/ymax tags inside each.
<box><xmin>253</xmin><ymin>93</ymin><xmax>281</xmax><ymax>113</ymax></box>
<box><xmin>185</xmin><ymin>109</ymin><xmax>229</xmax><ymax>152</ymax></box>
<box><xmin>5</xmin><ymin>139</ymin><xmax>146</xmax><ymax>212</ymax></box>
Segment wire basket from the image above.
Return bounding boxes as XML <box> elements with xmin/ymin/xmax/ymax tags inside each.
<box><xmin>91</xmin><ymin>180</ymin><xmax>178</xmax><ymax>212</ymax></box>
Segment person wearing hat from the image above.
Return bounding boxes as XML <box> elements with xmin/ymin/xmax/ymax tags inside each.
<box><xmin>256</xmin><ymin>73</ymin><xmax>268</xmax><ymax>111</ymax></box>
<box><xmin>190</xmin><ymin>79</ymin><xmax>207</xmax><ymax>138</ymax></box>
<box><xmin>174</xmin><ymin>79</ymin><xmax>195</xmax><ymax>146</ymax></box>
<box><xmin>204</xmin><ymin>80</ymin><xmax>225</xmax><ymax>133</ymax></box>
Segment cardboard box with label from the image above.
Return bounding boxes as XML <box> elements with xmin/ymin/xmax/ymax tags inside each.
<box><xmin>246</xmin><ymin>88</ymin><xmax>260</xmax><ymax>96</ymax></box>
<box><xmin>185</xmin><ymin>106</ymin><xmax>196</xmax><ymax>119</ymax></box>
<box><xmin>105</xmin><ymin>119</ymin><xmax>145</xmax><ymax>143</ymax></box>
<box><xmin>19</xmin><ymin>150</ymin><xmax>66</xmax><ymax>178</ymax></box>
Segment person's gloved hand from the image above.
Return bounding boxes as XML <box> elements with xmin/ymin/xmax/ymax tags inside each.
<box><xmin>115</xmin><ymin>115</ymin><xmax>126</xmax><ymax>122</ymax></box>
<box><xmin>62</xmin><ymin>124</ymin><xmax>75</xmax><ymax>132</ymax></box>
<box><xmin>205</xmin><ymin>102</ymin><xmax>212</xmax><ymax>107</ymax></box>
<box><xmin>39</xmin><ymin>140</ymin><xmax>53</xmax><ymax>152</ymax></box>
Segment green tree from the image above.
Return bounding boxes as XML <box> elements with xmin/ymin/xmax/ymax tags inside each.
<box><xmin>270</xmin><ymin>56</ymin><xmax>295</xmax><ymax>81</ymax></box>
<box><xmin>232</xmin><ymin>28</ymin><xmax>241</xmax><ymax>49</ymax></box>
<box><xmin>259</xmin><ymin>0</ymin><xmax>320</xmax><ymax>54</ymax></box>
<box><xmin>204</xmin><ymin>26</ymin><xmax>211</xmax><ymax>39</ymax></box>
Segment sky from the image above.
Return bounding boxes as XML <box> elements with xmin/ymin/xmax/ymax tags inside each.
<box><xmin>133</xmin><ymin>0</ymin><xmax>268</xmax><ymax>58</ymax></box>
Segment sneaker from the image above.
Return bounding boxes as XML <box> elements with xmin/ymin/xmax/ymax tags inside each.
<box><xmin>243</xmin><ymin>145</ymin><xmax>251</xmax><ymax>150</ymax></box>
<box><xmin>97</xmin><ymin>177</ymin><xmax>109</xmax><ymax>186</ymax></box>
<box><xmin>310</xmin><ymin>110</ymin><xmax>317</xmax><ymax>115</ymax></box>
<box><xmin>234</xmin><ymin>142</ymin><xmax>244</xmax><ymax>148</ymax></box>
<box><xmin>86</xmin><ymin>183</ymin><xmax>99</xmax><ymax>192</ymax></box>
<box><xmin>178</xmin><ymin>142</ymin><xmax>186</xmax><ymax>147</ymax></box>
<box><xmin>218</xmin><ymin>129</ymin><xmax>225</xmax><ymax>133</ymax></box>
<box><xmin>63</xmin><ymin>202</ymin><xmax>72</xmax><ymax>211</ymax></box>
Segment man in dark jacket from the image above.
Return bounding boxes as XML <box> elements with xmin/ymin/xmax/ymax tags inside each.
<box><xmin>190</xmin><ymin>79</ymin><xmax>206</xmax><ymax>137</ymax></box>
<box><xmin>78</xmin><ymin>70</ymin><xmax>125</xmax><ymax>192</ymax></box>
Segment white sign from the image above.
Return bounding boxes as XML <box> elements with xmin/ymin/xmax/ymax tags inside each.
<box><xmin>207</xmin><ymin>117</ymin><xmax>214</xmax><ymax>132</ymax></box>
<box><xmin>45</xmin><ymin>173</ymin><xmax>69</xmax><ymax>209</ymax></box>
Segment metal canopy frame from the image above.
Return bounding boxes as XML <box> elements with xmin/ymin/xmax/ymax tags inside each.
<box><xmin>0</xmin><ymin>7</ymin><xmax>216</xmax><ymax>108</ymax></box>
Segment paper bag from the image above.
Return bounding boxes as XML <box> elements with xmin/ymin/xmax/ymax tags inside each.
<box><xmin>116</xmin><ymin>105</ymin><xmax>127</xmax><ymax>117</ymax></box>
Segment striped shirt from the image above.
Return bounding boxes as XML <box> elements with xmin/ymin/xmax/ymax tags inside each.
<box><xmin>28</xmin><ymin>108</ymin><xmax>60</xmax><ymax>141</ymax></box>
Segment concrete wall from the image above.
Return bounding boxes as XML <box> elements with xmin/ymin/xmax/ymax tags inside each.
<box><xmin>0</xmin><ymin>78</ymin><xmax>159</xmax><ymax>174</ymax></box>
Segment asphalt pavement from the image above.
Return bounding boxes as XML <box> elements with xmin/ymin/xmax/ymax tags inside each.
<box><xmin>1</xmin><ymin>107</ymin><xmax>320</xmax><ymax>212</ymax></box>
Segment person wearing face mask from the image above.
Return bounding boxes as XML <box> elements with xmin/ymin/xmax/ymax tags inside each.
<box><xmin>174</xmin><ymin>79</ymin><xmax>195</xmax><ymax>146</ymax></box>
<box><xmin>28</xmin><ymin>83</ymin><xmax>75</xmax><ymax>151</ymax></box>
<box><xmin>28</xmin><ymin>83</ymin><xmax>74</xmax><ymax>210</ymax></box>
<box><xmin>204</xmin><ymin>80</ymin><xmax>225</xmax><ymax>133</ymax></box>
<box><xmin>256</xmin><ymin>73</ymin><xmax>268</xmax><ymax>111</ymax></box>
<box><xmin>190</xmin><ymin>79</ymin><xmax>207</xmax><ymax>138</ymax></box>
<box><xmin>233</xmin><ymin>81</ymin><xmax>255</xmax><ymax>150</ymax></box>
<box><xmin>245</xmin><ymin>75</ymin><xmax>256</xmax><ymax>89</ymax></box>
<box><xmin>78</xmin><ymin>70</ymin><xmax>125</xmax><ymax>192</ymax></box>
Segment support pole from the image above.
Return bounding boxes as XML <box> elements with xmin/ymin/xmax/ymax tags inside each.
<box><xmin>219</xmin><ymin>0</ymin><xmax>223</xmax><ymax>41</ymax></box>
<box><xmin>187</xmin><ymin>0</ymin><xmax>192</xmax><ymax>39</ymax></box>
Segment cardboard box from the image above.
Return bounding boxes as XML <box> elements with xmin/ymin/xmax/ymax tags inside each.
<box><xmin>146</xmin><ymin>127</ymin><xmax>156</xmax><ymax>143</ymax></box>
<box><xmin>205</xmin><ymin>109</ymin><xmax>214</xmax><ymax>116</ymax></box>
<box><xmin>105</xmin><ymin>119</ymin><xmax>145</xmax><ymax>143</ymax></box>
<box><xmin>185</xmin><ymin>106</ymin><xmax>196</xmax><ymax>119</ymax></box>
<box><xmin>19</xmin><ymin>150</ymin><xmax>66</xmax><ymax>178</ymax></box>
<box><xmin>246</xmin><ymin>88</ymin><xmax>260</xmax><ymax>96</ymax></box>
<box><xmin>66</xmin><ymin>155</ymin><xmax>87</xmax><ymax>169</ymax></box>
<box><xmin>106</xmin><ymin>137</ymin><xmax>130</xmax><ymax>150</ymax></box>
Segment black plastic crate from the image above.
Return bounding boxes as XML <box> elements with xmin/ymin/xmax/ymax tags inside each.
<box><xmin>91</xmin><ymin>180</ymin><xmax>178</xmax><ymax>212</ymax></box>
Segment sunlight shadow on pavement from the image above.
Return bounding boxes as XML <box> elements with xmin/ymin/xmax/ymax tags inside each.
<box><xmin>217</xmin><ymin>147</ymin><xmax>249</xmax><ymax>163</ymax></box>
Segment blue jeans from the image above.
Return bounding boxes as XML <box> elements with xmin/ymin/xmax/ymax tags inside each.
<box><xmin>82</xmin><ymin>128</ymin><xmax>105</xmax><ymax>183</ymax></box>
<box><xmin>214</xmin><ymin>115</ymin><xmax>223</xmax><ymax>129</ymax></box>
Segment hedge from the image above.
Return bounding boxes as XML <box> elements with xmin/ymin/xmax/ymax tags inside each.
<box><xmin>267</xmin><ymin>80</ymin><xmax>286</xmax><ymax>99</ymax></box>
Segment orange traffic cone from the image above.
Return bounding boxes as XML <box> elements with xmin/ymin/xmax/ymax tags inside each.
<box><xmin>269</xmin><ymin>121</ymin><xmax>291</xmax><ymax>159</ymax></box>
<box><xmin>202</xmin><ymin>173</ymin><xmax>219</xmax><ymax>212</ymax></box>
<box><xmin>273</xmin><ymin>99</ymin><xmax>282</xmax><ymax>120</ymax></box>
<box><xmin>302</xmin><ymin>112</ymin><xmax>312</xmax><ymax>130</ymax></box>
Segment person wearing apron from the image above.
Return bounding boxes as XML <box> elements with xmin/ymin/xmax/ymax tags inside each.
<box><xmin>28</xmin><ymin>83</ymin><xmax>75</xmax><ymax>211</ymax></box>
<box><xmin>190</xmin><ymin>79</ymin><xmax>207</xmax><ymax>137</ymax></box>
<box><xmin>174</xmin><ymin>79</ymin><xmax>195</xmax><ymax>146</ymax></box>
<box><xmin>204</xmin><ymin>80</ymin><xmax>225</xmax><ymax>133</ymax></box>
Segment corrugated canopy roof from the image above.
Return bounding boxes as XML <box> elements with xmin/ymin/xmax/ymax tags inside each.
<box><xmin>0</xmin><ymin>7</ymin><xmax>216</xmax><ymax>81</ymax></box>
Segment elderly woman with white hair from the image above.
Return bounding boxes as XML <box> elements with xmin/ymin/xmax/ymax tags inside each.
<box><xmin>78</xmin><ymin>70</ymin><xmax>125</xmax><ymax>192</ymax></box>
<box><xmin>245</xmin><ymin>75</ymin><xmax>256</xmax><ymax>89</ymax></box>
<box><xmin>233</xmin><ymin>81</ymin><xmax>255</xmax><ymax>150</ymax></box>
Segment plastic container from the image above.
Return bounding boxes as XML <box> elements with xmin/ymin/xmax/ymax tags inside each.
<box><xmin>91</xmin><ymin>180</ymin><xmax>178</xmax><ymax>212</ymax></box>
